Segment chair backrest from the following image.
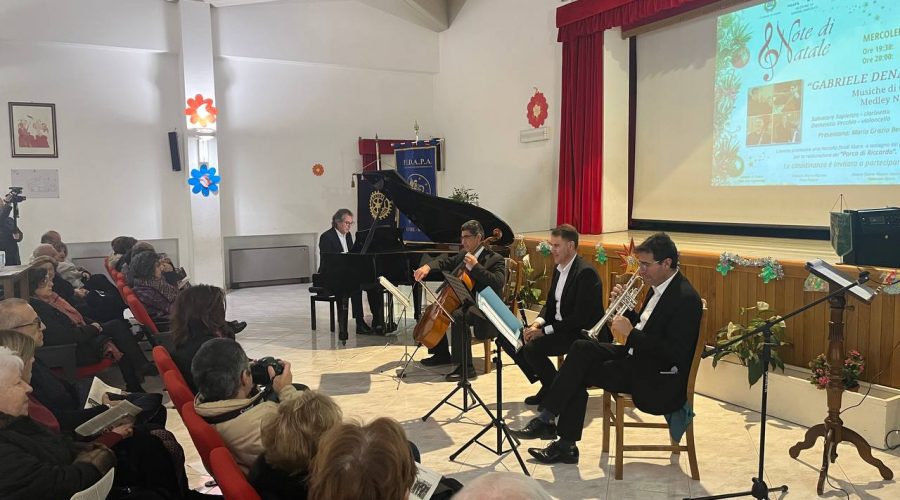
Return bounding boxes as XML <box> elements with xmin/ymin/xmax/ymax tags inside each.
<box><xmin>686</xmin><ymin>299</ymin><xmax>708</xmax><ymax>403</ymax></box>
<box><xmin>126</xmin><ymin>294</ymin><xmax>160</xmax><ymax>334</ymax></box>
<box><xmin>71</xmin><ymin>468</ymin><xmax>115</xmax><ymax>500</ymax></box>
<box><xmin>502</xmin><ymin>258</ymin><xmax>524</xmax><ymax>314</ymax></box>
<box><xmin>163</xmin><ymin>369</ymin><xmax>194</xmax><ymax>412</ymax></box>
<box><xmin>152</xmin><ymin>345</ymin><xmax>183</xmax><ymax>379</ymax></box>
<box><xmin>209</xmin><ymin>448</ymin><xmax>262</xmax><ymax>500</ymax></box>
<box><xmin>180</xmin><ymin>401</ymin><xmax>226</xmax><ymax>473</ymax></box>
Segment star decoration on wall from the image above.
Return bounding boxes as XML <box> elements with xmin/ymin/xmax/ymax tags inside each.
<box><xmin>616</xmin><ymin>238</ymin><xmax>639</xmax><ymax>274</ymax></box>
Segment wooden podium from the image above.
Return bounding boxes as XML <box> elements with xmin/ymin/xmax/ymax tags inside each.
<box><xmin>788</xmin><ymin>262</ymin><xmax>893</xmax><ymax>494</ymax></box>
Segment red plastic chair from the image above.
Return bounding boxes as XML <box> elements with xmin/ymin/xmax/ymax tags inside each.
<box><xmin>152</xmin><ymin>346</ymin><xmax>178</xmax><ymax>374</ymax></box>
<box><xmin>126</xmin><ymin>294</ymin><xmax>161</xmax><ymax>334</ymax></box>
<box><xmin>163</xmin><ymin>370</ymin><xmax>194</xmax><ymax>413</ymax></box>
<box><xmin>180</xmin><ymin>401</ymin><xmax>226</xmax><ymax>473</ymax></box>
<box><xmin>210</xmin><ymin>447</ymin><xmax>261</xmax><ymax>500</ymax></box>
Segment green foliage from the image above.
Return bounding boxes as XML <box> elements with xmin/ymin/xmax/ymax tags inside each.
<box><xmin>712</xmin><ymin>303</ymin><xmax>789</xmax><ymax>387</ymax></box>
<box><xmin>519</xmin><ymin>255</ymin><xmax>546</xmax><ymax>309</ymax></box>
<box><xmin>449</xmin><ymin>186</ymin><xmax>479</xmax><ymax>206</ymax></box>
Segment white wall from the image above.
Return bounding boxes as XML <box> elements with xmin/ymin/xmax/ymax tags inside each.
<box><xmin>212</xmin><ymin>0</ymin><xmax>438</xmax><ymax>239</ymax></box>
<box><xmin>0</xmin><ymin>0</ymin><xmax>188</xmax><ymax>256</ymax></box>
<box><xmin>434</xmin><ymin>0</ymin><xmax>563</xmax><ymax>234</ymax></box>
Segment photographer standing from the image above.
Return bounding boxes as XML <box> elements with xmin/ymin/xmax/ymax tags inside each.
<box><xmin>0</xmin><ymin>189</ymin><xmax>25</xmax><ymax>266</ymax></box>
<box><xmin>192</xmin><ymin>338</ymin><xmax>303</xmax><ymax>473</ymax></box>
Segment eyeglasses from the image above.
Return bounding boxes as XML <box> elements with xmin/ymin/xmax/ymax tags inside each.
<box><xmin>341</xmin><ymin>220</ymin><xmax>355</xmax><ymax>226</ymax></box>
<box><xmin>637</xmin><ymin>260</ymin><xmax>662</xmax><ymax>269</ymax></box>
<box><xmin>12</xmin><ymin>317</ymin><xmax>42</xmax><ymax>330</ymax></box>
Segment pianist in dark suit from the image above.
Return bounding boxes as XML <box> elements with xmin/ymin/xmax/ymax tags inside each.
<box><xmin>318</xmin><ymin>208</ymin><xmax>384</xmax><ymax>334</ymax></box>
<box><xmin>412</xmin><ymin>220</ymin><xmax>506</xmax><ymax>382</ymax></box>
<box><xmin>512</xmin><ymin>233</ymin><xmax>703</xmax><ymax>465</ymax></box>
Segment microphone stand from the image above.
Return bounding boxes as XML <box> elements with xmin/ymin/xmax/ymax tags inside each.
<box><xmin>687</xmin><ymin>272</ymin><xmax>869</xmax><ymax>500</ymax></box>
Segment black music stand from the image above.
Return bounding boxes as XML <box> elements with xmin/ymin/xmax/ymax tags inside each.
<box><xmin>422</xmin><ymin>273</ymin><xmax>492</xmax><ymax>420</ymax></box>
<box><xmin>687</xmin><ymin>265</ymin><xmax>874</xmax><ymax>500</ymax></box>
<box><xmin>449</xmin><ymin>289</ymin><xmax>529</xmax><ymax>475</ymax></box>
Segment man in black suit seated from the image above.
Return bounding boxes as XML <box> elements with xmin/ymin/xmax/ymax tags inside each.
<box><xmin>318</xmin><ymin>208</ymin><xmax>384</xmax><ymax>335</ymax></box>
<box><xmin>412</xmin><ymin>220</ymin><xmax>506</xmax><ymax>382</ymax></box>
<box><xmin>512</xmin><ymin>233</ymin><xmax>702</xmax><ymax>465</ymax></box>
<box><xmin>520</xmin><ymin>224</ymin><xmax>605</xmax><ymax>409</ymax></box>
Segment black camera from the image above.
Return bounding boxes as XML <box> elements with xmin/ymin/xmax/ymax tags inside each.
<box><xmin>6</xmin><ymin>187</ymin><xmax>26</xmax><ymax>203</ymax></box>
<box><xmin>250</xmin><ymin>356</ymin><xmax>285</xmax><ymax>385</ymax></box>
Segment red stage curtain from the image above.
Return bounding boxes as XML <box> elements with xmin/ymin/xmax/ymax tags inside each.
<box><xmin>358</xmin><ymin>138</ymin><xmax>407</xmax><ymax>172</ymax></box>
<box><xmin>557</xmin><ymin>0</ymin><xmax>720</xmax><ymax>40</ymax></box>
<box><xmin>556</xmin><ymin>31</ymin><xmax>604</xmax><ymax>234</ymax></box>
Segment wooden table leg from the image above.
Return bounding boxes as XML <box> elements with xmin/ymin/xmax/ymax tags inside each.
<box><xmin>789</xmin><ymin>423</ymin><xmax>825</xmax><ymax>458</ymax></box>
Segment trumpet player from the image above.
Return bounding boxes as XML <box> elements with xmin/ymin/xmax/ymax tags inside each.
<box><xmin>512</xmin><ymin>233</ymin><xmax>702</xmax><ymax>465</ymax></box>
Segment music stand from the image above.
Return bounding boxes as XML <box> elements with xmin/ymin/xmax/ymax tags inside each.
<box><xmin>422</xmin><ymin>272</ymin><xmax>493</xmax><ymax>420</ymax></box>
<box><xmin>449</xmin><ymin>287</ymin><xmax>529</xmax><ymax>475</ymax></box>
<box><xmin>688</xmin><ymin>263</ymin><xmax>878</xmax><ymax>500</ymax></box>
<box><xmin>375</xmin><ymin>276</ymin><xmax>435</xmax><ymax>385</ymax></box>
<box><xmin>788</xmin><ymin>260</ymin><xmax>892</xmax><ymax>494</ymax></box>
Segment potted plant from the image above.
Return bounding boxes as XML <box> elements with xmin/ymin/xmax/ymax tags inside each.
<box><xmin>449</xmin><ymin>186</ymin><xmax>479</xmax><ymax>206</ymax></box>
<box><xmin>809</xmin><ymin>350</ymin><xmax>865</xmax><ymax>391</ymax></box>
<box><xmin>517</xmin><ymin>254</ymin><xmax>546</xmax><ymax>310</ymax></box>
<box><xmin>711</xmin><ymin>302</ymin><xmax>789</xmax><ymax>386</ymax></box>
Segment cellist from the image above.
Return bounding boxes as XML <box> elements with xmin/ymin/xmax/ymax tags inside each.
<box><xmin>412</xmin><ymin>220</ymin><xmax>506</xmax><ymax>382</ymax></box>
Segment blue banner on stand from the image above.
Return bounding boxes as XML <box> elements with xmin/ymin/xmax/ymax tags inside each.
<box><xmin>394</xmin><ymin>139</ymin><xmax>440</xmax><ymax>242</ymax></box>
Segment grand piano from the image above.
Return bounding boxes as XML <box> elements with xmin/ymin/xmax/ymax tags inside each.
<box><xmin>317</xmin><ymin>170</ymin><xmax>514</xmax><ymax>344</ymax></box>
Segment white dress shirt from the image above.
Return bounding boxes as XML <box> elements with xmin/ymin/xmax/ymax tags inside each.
<box><xmin>465</xmin><ymin>246</ymin><xmax>485</xmax><ymax>271</ymax></box>
<box><xmin>335</xmin><ymin>228</ymin><xmax>349</xmax><ymax>253</ymax></box>
<box><xmin>537</xmin><ymin>254</ymin><xmax>576</xmax><ymax>335</ymax></box>
<box><xmin>635</xmin><ymin>270</ymin><xmax>678</xmax><ymax>330</ymax></box>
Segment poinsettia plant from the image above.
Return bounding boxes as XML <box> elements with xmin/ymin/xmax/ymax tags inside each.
<box><xmin>712</xmin><ymin>302</ymin><xmax>789</xmax><ymax>387</ymax></box>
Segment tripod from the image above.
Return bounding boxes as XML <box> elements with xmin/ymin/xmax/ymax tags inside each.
<box><xmin>688</xmin><ymin>271</ymin><xmax>870</xmax><ymax>500</ymax></box>
<box><xmin>449</xmin><ymin>336</ymin><xmax>529</xmax><ymax>475</ymax></box>
<box><xmin>422</xmin><ymin>273</ymin><xmax>492</xmax><ymax>419</ymax></box>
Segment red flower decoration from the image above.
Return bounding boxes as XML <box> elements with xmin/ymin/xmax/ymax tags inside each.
<box><xmin>185</xmin><ymin>94</ymin><xmax>218</xmax><ymax>128</ymax></box>
<box><xmin>312</xmin><ymin>163</ymin><xmax>325</xmax><ymax>176</ymax></box>
<box><xmin>527</xmin><ymin>90</ymin><xmax>548</xmax><ymax>128</ymax></box>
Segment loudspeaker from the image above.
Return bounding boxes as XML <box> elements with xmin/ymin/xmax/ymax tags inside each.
<box><xmin>168</xmin><ymin>131</ymin><xmax>182</xmax><ymax>172</ymax></box>
<box><xmin>843</xmin><ymin>208</ymin><xmax>900</xmax><ymax>268</ymax></box>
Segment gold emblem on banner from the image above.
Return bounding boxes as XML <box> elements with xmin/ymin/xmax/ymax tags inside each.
<box><xmin>369</xmin><ymin>191</ymin><xmax>393</xmax><ymax>221</ymax></box>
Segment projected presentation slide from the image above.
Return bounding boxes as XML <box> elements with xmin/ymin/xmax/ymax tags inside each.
<box><xmin>712</xmin><ymin>0</ymin><xmax>899</xmax><ymax>186</ymax></box>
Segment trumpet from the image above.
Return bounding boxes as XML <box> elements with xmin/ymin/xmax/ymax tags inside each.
<box><xmin>583</xmin><ymin>272</ymin><xmax>644</xmax><ymax>341</ymax></box>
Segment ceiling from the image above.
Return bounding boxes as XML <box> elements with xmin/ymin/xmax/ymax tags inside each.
<box><xmin>200</xmin><ymin>0</ymin><xmax>464</xmax><ymax>32</ymax></box>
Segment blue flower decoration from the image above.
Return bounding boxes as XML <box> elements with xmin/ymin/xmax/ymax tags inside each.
<box><xmin>188</xmin><ymin>163</ymin><xmax>221</xmax><ymax>197</ymax></box>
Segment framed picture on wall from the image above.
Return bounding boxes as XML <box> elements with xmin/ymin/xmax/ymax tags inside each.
<box><xmin>8</xmin><ymin>102</ymin><xmax>58</xmax><ymax>158</ymax></box>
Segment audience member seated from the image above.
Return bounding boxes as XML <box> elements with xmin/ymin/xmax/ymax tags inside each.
<box><xmin>131</xmin><ymin>250</ymin><xmax>181</xmax><ymax>324</ymax></box>
<box><xmin>0</xmin><ymin>345</ymin><xmax>117</xmax><ymax>499</ymax></box>
<box><xmin>309</xmin><ymin>417</ymin><xmax>417</xmax><ymax>500</ymax></box>
<box><xmin>121</xmin><ymin>241</ymin><xmax>156</xmax><ymax>284</ymax></box>
<box><xmin>109</xmin><ymin>236</ymin><xmax>137</xmax><ymax>272</ymax></box>
<box><xmin>248</xmin><ymin>390</ymin><xmax>343</xmax><ymax>500</ymax></box>
<box><xmin>40</xmin><ymin>230</ymin><xmax>62</xmax><ymax>245</ymax></box>
<box><xmin>31</xmin><ymin>250</ymin><xmax>125</xmax><ymax>323</ymax></box>
<box><xmin>192</xmin><ymin>338</ymin><xmax>302</xmax><ymax>473</ymax></box>
<box><xmin>28</xmin><ymin>265</ymin><xmax>155</xmax><ymax>393</ymax></box>
<box><xmin>453</xmin><ymin>472</ymin><xmax>552</xmax><ymax>500</ymax></box>
<box><xmin>171</xmin><ymin>285</ymin><xmax>236</xmax><ymax>392</ymax></box>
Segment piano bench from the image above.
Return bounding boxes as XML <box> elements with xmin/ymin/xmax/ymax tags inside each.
<box><xmin>309</xmin><ymin>288</ymin><xmax>338</xmax><ymax>332</ymax></box>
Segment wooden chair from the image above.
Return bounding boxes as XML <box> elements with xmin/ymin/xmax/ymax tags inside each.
<box><xmin>601</xmin><ymin>299</ymin><xmax>707</xmax><ymax>480</ymax></box>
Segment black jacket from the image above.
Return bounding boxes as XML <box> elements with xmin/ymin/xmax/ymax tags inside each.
<box><xmin>428</xmin><ymin>247</ymin><xmax>506</xmax><ymax>339</ymax></box>
<box><xmin>173</xmin><ymin>331</ymin><xmax>218</xmax><ymax>393</ymax></box>
<box><xmin>623</xmin><ymin>271</ymin><xmax>702</xmax><ymax>415</ymax></box>
<box><xmin>539</xmin><ymin>255</ymin><xmax>607</xmax><ymax>341</ymax></box>
<box><xmin>30</xmin><ymin>298</ymin><xmax>108</xmax><ymax>366</ymax></box>
<box><xmin>248</xmin><ymin>455</ymin><xmax>309</xmax><ymax>500</ymax></box>
<box><xmin>317</xmin><ymin>227</ymin><xmax>352</xmax><ymax>272</ymax></box>
<box><xmin>0</xmin><ymin>414</ymin><xmax>105</xmax><ymax>500</ymax></box>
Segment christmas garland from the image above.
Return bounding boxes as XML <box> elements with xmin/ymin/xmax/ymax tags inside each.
<box><xmin>717</xmin><ymin>252</ymin><xmax>784</xmax><ymax>284</ymax></box>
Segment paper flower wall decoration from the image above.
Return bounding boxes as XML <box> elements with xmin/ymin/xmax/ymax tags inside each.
<box><xmin>184</xmin><ymin>94</ymin><xmax>218</xmax><ymax>128</ymax></box>
<box><xmin>188</xmin><ymin>163</ymin><xmax>220</xmax><ymax>197</ymax></box>
<box><xmin>616</xmin><ymin>239</ymin><xmax>639</xmax><ymax>274</ymax></box>
<box><xmin>312</xmin><ymin>163</ymin><xmax>325</xmax><ymax>176</ymax></box>
<box><xmin>527</xmin><ymin>89</ymin><xmax>548</xmax><ymax>128</ymax></box>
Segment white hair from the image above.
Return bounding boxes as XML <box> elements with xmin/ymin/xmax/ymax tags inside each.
<box><xmin>453</xmin><ymin>472</ymin><xmax>553</xmax><ymax>500</ymax></box>
<box><xmin>0</xmin><ymin>346</ymin><xmax>24</xmax><ymax>381</ymax></box>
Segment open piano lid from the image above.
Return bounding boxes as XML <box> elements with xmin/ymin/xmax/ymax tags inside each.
<box><xmin>358</xmin><ymin>170</ymin><xmax>514</xmax><ymax>246</ymax></box>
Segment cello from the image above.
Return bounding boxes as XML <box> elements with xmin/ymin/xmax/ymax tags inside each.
<box><xmin>412</xmin><ymin>229</ymin><xmax>502</xmax><ymax>349</ymax></box>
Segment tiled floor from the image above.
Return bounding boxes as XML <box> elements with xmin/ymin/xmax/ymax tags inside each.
<box><xmin>158</xmin><ymin>284</ymin><xmax>900</xmax><ymax>499</ymax></box>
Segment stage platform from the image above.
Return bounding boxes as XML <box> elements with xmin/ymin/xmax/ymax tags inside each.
<box><xmin>519</xmin><ymin>230</ymin><xmax>900</xmax><ymax>390</ymax></box>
